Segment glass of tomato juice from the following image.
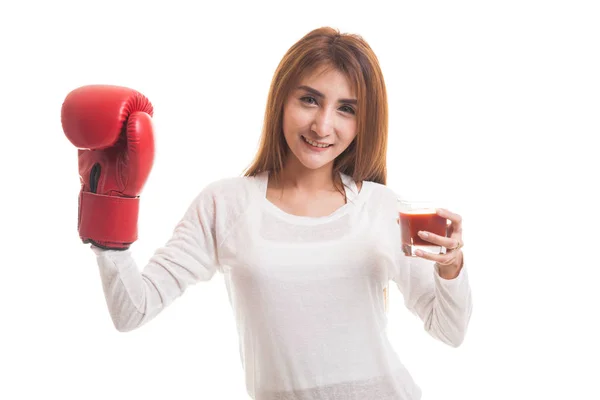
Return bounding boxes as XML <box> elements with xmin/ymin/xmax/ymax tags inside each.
<box><xmin>398</xmin><ymin>199</ymin><xmax>448</xmax><ymax>257</ymax></box>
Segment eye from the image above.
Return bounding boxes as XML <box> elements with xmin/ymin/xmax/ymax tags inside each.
<box><xmin>339</xmin><ymin>105</ymin><xmax>356</xmax><ymax>115</ymax></box>
<box><xmin>300</xmin><ymin>96</ymin><xmax>318</xmax><ymax>105</ymax></box>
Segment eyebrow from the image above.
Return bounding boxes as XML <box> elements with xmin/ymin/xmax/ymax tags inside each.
<box><xmin>296</xmin><ymin>85</ymin><xmax>357</xmax><ymax>105</ymax></box>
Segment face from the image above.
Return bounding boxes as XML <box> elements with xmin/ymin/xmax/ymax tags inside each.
<box><xmin>282</xmin><ymin>65</ymin><xmax>358</xmax><ymax>172</ymax></box>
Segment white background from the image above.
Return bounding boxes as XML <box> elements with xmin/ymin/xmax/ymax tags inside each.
<box><xmin>1</xmin><ymin>0</ymin><xmax>599</xmax><ymax>399</ymax></box>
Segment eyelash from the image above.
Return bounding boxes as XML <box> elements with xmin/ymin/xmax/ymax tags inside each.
<box><xmin>300</xmin><ymin>96</ymin><xmax>356</xmax><ymax>115</ymax></box>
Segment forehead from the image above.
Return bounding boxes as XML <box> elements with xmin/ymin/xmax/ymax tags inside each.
<box><xmin>295</xmin><ymin>64</ymin><xmax>356</xmax><ymax>94</ymax></box>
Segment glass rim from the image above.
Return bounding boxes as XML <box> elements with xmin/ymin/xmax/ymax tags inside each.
<box><xmin>397</xmin><ymin>198</ymin><xmax>437</xmax><ymax>204</ymax></box>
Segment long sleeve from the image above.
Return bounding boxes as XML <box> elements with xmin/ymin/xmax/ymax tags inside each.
<box><xmin>376</xmin><ymin>184</ymin><xmax>473</xmax><ymax>348</ymax></box>
<box><xmin>92</xmin><ymin>186</ymin><xmax>223</xmax><ymax>333</ymax></box>
<box><xmin>393</xmin><ymin>253</ymin><xmax>473</xmax><ymax>347</ymax></box>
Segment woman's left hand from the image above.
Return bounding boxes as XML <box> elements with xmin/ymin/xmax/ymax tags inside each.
<box><xmin>415</xmin><ymin>208</ymin><xmax>464</xmax><ymax>280</ymax></box>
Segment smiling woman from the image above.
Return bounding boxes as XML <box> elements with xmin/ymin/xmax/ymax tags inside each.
<box><xmin>283</xmin><ymin>67</ymin><xmax>358</xmax><ymax>165</ymax></box>
<box><xmin>244</xmin><ymin>27</ymin><xmax>390</xmax><ymax>194</ymax></box>
<box><xmin>61</xmin><ymin>25</ymin><xmax>472</xmax><ymax>400</ymax></box>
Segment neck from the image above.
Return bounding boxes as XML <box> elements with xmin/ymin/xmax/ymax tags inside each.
<box><xmin>276</xmin><ymin>158</ymin><xmax>338</xmax><ymax>194</ymax></box>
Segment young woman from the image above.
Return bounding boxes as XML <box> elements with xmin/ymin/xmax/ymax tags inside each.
<box><xmin>62</xmin><ymin>26</ymin><xmax>472</xmax><ymax>400</ymax></box>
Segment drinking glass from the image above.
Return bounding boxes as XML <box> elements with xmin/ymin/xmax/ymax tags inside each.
<box><xmin>398</xmin><ymin>199</ymin><xmax>448</xmax><ymax>256</ymax></box>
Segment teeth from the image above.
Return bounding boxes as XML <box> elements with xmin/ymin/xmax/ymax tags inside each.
<box><xmin>303</xmin><ymin>136</ymin><xmax>331</xmax><ymax>148</ymax></box>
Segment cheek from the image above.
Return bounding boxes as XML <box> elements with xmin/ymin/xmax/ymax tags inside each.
<box><xmin>283</xmin><ymin>107</ymin><xmax>311</xmax><ymax>134</ymax></box>
<box><xmin>340</xmin><ymin>120</ymin><xmax>358</xmax><ymax>142</ymax></box>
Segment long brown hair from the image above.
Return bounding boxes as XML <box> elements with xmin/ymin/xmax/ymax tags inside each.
<box><xmin>243</xmin><ymin>26</ymin><xmax>388</xmax><ymax>186</ymax></box>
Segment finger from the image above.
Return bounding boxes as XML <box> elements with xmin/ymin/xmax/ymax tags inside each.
<box><xmin>415</xmin><ymin>248</ymin><xmax>461</xmax><ymax>265</ymax></box>
<box><xmin>437</xmin><ymin>208</ymin><xmax>462</xmax><ymax>233</ymax></box>
<box><xmin>418</xmin><ymin>231</ymin><xmax>461</xmax><ymax>250</ymax></box>
<box><xmin>436</xmin><ymin>208</ymin><xmax>461</xmax><ymax>224</ymax></box>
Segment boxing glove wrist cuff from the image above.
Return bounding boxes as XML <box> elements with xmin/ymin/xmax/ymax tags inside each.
<box><xmin>79</xmin><ymin>191</ymin><xmax>139</xmax><ymax>244</ymax></box>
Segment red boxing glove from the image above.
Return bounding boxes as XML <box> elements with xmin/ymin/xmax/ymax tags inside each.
<box><xmin>61</xmin><ymin>85</ymin><xmax>155</xmax><ymax>250</ymax></box>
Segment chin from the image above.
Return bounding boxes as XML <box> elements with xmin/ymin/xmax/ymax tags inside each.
<box><xmin>293</xmin><ymin>152</ymin><xmax>340</xmax><ymax>171</ymax></box>
<box><xmin>298</xmin><ymin>158</ymin><xmax>334</xmax><ymax>170</ymax></box>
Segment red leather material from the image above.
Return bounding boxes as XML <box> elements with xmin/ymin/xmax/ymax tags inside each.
<box><xmin>79</xmin><ymin>192</ymin><xmax>140</xmax><ymax>243</ymax></box>
<box><xmin>62</xmin><ymin>85</ymin><xmax>155</xmax><ymax>249</ymax></box>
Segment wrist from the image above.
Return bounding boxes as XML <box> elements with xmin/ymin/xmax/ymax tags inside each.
<box><xmin>436</xmin><ymin>253</ymin><xmax>464</xmax><ymax>280</ymax></box>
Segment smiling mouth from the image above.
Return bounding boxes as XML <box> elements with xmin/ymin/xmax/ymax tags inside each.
<box><xmin>301</xmin><ymin>135</ymin><xmax>333</xmax><ymax>148</ymax></box>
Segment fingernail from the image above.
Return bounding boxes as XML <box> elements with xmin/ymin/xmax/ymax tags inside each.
<box><xmin>419</xmin><ymin>231</ymin><xmax>428</xmax><ymax>238</ymax></box>
<box><xmin>415</xmin><ymin>250</ymin><xmax>423</xmax><ymax>256</ymax></box>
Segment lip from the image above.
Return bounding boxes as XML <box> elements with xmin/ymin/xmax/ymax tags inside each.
<box><xmin>301</xmin><ymin>135</ymin><xmax>332</xmax><ymax>146</ymax></box>
<box><xmin>301</xmin><ymin>135</ymin><xmax>332</xmax><ymax>152</ymax></box>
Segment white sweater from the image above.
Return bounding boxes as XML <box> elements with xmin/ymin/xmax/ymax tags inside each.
<box><xmin>92</xmin><ymin>171</ymin><xmax>472</xmax><ymax>400</ymax></box>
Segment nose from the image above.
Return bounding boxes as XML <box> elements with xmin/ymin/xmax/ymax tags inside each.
<box><xmin>310</xmin><ymin>108</ymin><xmax>334</xmax><ymax>138</ymax></box>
